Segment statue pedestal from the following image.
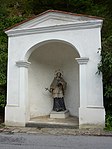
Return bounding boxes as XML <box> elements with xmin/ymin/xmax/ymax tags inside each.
<box><xmin>50</xmin><ymin>110</ymin><xmax>69</xmax><ymax>119</ymax></box>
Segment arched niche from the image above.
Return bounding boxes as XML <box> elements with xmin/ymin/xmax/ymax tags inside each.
<box><xmin>28</xmin><ymin>40</ymin><xmax>80</xmax><ymax>118</ymax></box>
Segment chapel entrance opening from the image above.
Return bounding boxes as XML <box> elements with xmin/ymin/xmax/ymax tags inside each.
<box><xmin>28</xmin><ymin>40</ymin><xmax>80</xmax><ymax>122</ymax></box>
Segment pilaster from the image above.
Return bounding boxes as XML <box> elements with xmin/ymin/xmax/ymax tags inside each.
<box><xmin>75</xmin><ymin>57</ymin><xmax>89</xmax><ymax>107</ymax></box>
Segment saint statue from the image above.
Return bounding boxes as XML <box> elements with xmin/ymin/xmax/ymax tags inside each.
<box><xmin>46</xmin><ymin>70</ymin><xmax>67</xmax><ymax>112</ymax></box>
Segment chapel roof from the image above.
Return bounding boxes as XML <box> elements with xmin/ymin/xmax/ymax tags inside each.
<box><xmin>5</xmin><ymin>9</ymin><xmax>103</xmax><ymax>31</ymax></box>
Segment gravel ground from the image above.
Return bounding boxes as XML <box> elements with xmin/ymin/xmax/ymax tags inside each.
<box><xmin>0</xmin><ymin>124</ymin><xmax>112</xmax><ymax>136</ymax></box>
<box><xmin>1</xmin><ymin>114</ymin><xmax>111</xmax><ymax>136</ymax></box>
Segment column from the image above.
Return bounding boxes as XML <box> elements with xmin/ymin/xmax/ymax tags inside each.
<box><xmin>75</xmin><ymin>57</ymin><xmax>89</xmax><ymax>108</ymax></box>
<box><xmin>75</xmin><ymin>57</ymin><xmax>105</xmax><ymax>128</ymax></box>
<box><xmin>16</xmin><ymin>61</ymin><xmax>31</xmax><ymax>122</ymax></box>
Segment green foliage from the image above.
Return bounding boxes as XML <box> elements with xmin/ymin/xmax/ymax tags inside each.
<box><xmin>0</xmin><ymin>94</ymin><xmax>6</xmax><ymax>109</ymax></box>
<box><xmin>0</xmin><ymin>10</ymin><xmax>25</xmax><ymax>108</ymax></box>
<box><xmin>105</xmin><ymin>114</ymin><xmax>112</xmax><ymax>131</ymax></box>
<box><xmin>98</xmin><ymin>36</ymin><xmax>112</xmax><ymax>112</ymax></box>
<box><xmin>0</xmin><ymin>84</ymin><xmax>6</xmax><ymax>109</ymax></box>
<box><xmin>0</xmin><ymin>16</ymin><xmax>25</xmax><ymax>85</ymax></box>
<box><xmin>23</xmin><ymin>0</ymin><xmax>93</xmax><ymax>14</ymax></box>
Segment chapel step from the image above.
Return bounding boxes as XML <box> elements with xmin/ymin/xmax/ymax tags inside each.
<box><xmin>26</xmin><ymin>116</ymin><xmax>79</xmax><ymax>129</ymax></box>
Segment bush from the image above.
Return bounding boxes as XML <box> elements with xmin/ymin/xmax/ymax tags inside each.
<box><xmin>0</xmin><ymin>15</ymin><xmax>25</xmax><ymax>109</ymax></box>
<box><xmin>105</xmin><ymin>114</ymin><xmax>112</xmax><ymax>130</ymax></box>
<box><xmin>0</xmin><ymin>85</ymin><xmax>6</xmax><ymax>110</ymax></box>
<box><xmin>0</xmin><ymin>94</ymin><xmax>6</xmax><ymax>109</ymax></box>
<box><xmin>98</xmin><ymin>36</ymin><xmax>112</xmax><ymax>113</ymax></box>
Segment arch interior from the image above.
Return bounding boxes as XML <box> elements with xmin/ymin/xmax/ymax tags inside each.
<box><xmin>28</xmin><ymin>40</ymin><xmax>80</xmax><ymax>119</ymax></box>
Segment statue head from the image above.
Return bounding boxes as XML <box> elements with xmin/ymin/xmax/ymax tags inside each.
<box><xmin>55</xmin><ymin>69</ymin><xmax>63</xmax><ymax>78</ymax></box>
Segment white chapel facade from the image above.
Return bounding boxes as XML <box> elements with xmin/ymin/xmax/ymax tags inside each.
<box><xmin>5</xmin><ymin>10</ymin><xmax>105</xmax><ymax>128</ymax></box>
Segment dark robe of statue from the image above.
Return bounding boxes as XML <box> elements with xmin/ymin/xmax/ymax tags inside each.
<box><xmin>50</xmin><ymin>71</ymin><xmax>67</xmax><ymax>112</ymax></box>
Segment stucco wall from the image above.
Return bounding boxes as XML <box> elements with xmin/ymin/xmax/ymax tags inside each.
<box><xmin>5</xmin><ymin>24</ymin><xmax>105</xmax><ymax>127</ymax></box>
<box><xmin>7</xmin><ymin>28</ymin><xmax>103</xmax><ymax>109</ymax></box>
<box><xmin>28</xmin><ymin>41</ymin><xmax>80</xmax><ymax>118</ymax></box>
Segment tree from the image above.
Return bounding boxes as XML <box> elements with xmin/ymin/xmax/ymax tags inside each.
<box><xmin>0</xmin><ymin>2</ymin><xmax>25</xmax><ymax>109</ymax></box>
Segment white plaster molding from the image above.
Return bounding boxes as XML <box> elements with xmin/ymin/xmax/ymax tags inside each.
<box><xmin>6</xmin><ymin>21</ymin><xmax>102</xmax><ymax>37</ymax></box>
<box><xmin>76</xmin><ymin>57</ymin><xmax>89</xmax><ymax>107</ymax></box>
<box><xmin>75</xmin><ymin>57</ymin><xmax>89</xmax><ymax>65</ymax></box>
<box><xmin>16</xmin><ymin>61</ymin><xmax>31</xmax><ymax>68</ymax></box>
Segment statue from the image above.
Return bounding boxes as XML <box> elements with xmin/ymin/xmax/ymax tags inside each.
<box><xmin>46</xmin><ymin>70</ymin><xmax>67</xmax><ymax>112</ymax></box>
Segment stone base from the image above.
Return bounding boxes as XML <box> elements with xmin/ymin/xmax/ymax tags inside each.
<box><xmin>50</xmin><ymin>110</ymin><xmax>69</xmax><ymax>119</ymax></box>
<box><xmin>79</xmin><ymin>107</ymin><xmax>105</xmax><ymax>129</ymax></box>
<box><xmin>5</xmin><ymin>106</ymin><xmax>27</xmax><ymax>126</ymax></box>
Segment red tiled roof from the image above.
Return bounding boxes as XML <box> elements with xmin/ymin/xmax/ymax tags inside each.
<box><xmin>5</xmin><ymin>9</ymin><xmax>103</xmax><ymax>31</ymax></box>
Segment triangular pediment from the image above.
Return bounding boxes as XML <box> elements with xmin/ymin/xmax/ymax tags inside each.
<box><xmin>15</xmin><ymin>17</ymin><xmax>77</xmax><ymax>29</ymax></box>
<box><xmin>5</xmin><ymin>10</ymin><xmax>103</xmax><ymax>36</ymax></box>
<box><xmin>6</xmin><ymin>10</ymin><xmax>102</xmax><ymax>30</ymax></box>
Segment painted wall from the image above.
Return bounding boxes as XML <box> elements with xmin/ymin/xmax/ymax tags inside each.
<box><xmin>6</xmin><ymin>27</ymin><xmax>103</xmax><ymax>109</ymax></box>
<box><xmin>28</xmin><ymin>41</ymin><xmax>80</xmax><ymax>118</ymax></box>
<box><xmin>5</xmin><ymin>24</ymin><xmax>105</xmax><ymax>127</ymax></box>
